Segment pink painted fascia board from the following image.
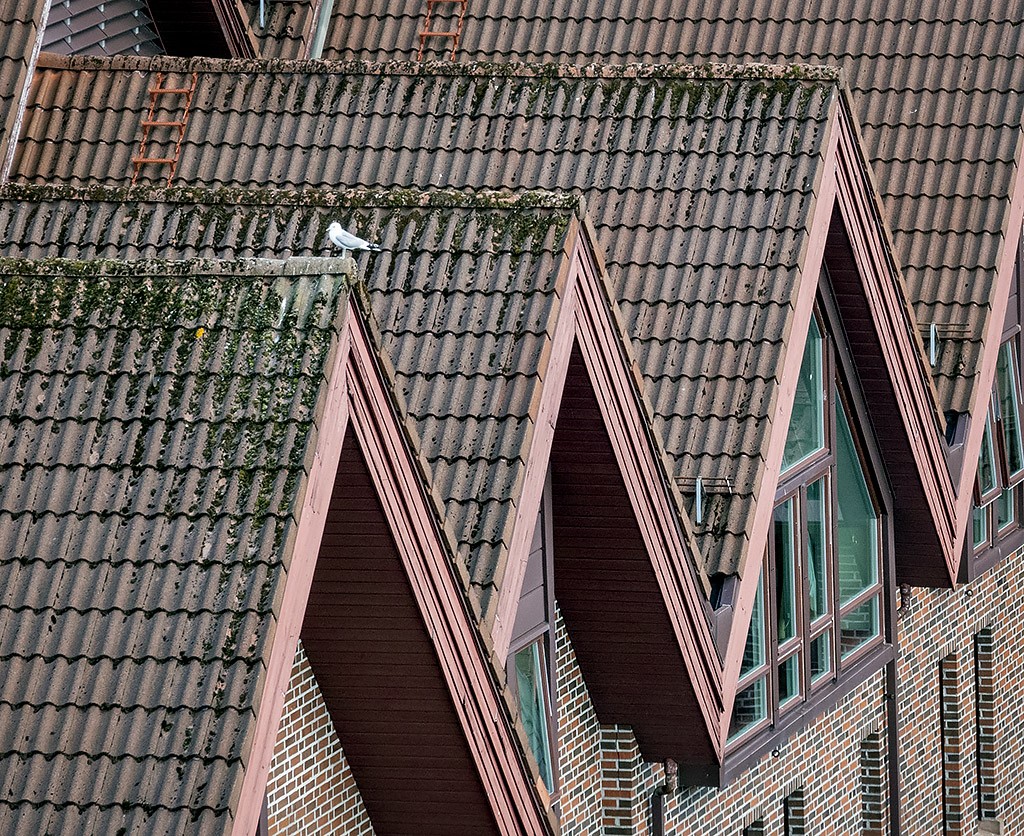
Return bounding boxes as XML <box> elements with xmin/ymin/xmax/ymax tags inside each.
<box><xmin>719</xmin><ymin>97</ymin><xmax>842</xmax><ymax>743</ymax></box>
<box><xmin>489</xmin><ymin>217</ymin><xmax>581</xmax><ymax>662</ymax></box>
<box><xmin>2</xmin><ymin>0</ymin><xmax>49</xmax><ymax>182</ymax></box>
<box><xmin>570</xmin><ymin>213</ymin><xmax>725</xmax><ymax>755</ymax></box>
<box><xmin>231</xmin><ymin>298</ymin><xmax>352</xmax><ymax>836</ymax></box>
<box><xmin>833</xmin><ymin>99</ymin><xmax>957</xmax><ymax>581</ymax></box>
<box><xmin>949</xmin><ymin>127</ymin><xmax>1024</xmax><ymax>565</ymax></box>
<box><xmin>345</xmin><ymin>306</ymin><xmax>557</xmax><ymax>836</ymax></box>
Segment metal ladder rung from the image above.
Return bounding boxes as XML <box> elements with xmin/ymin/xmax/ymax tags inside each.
<box><xmin>133</xmin><ymin>157</ymin><xmax>177</xmax><ymax>165</ymax></box>
<box><xmin>150</xmin><ymin>87</ymin><xmax>194</xmax><ymax>95</ymax></box>
<box><xmin>141</xmin><ymin>119</ymin><xmax>186</xmax><ymax>127</ymax></box>
<box><xmin>420</xmin><ymin>30</ymin><xmax>459</xmax><ymax>37</ymax></box>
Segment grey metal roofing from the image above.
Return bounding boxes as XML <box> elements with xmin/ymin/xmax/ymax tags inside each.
<box><xmin>5</xmin><ymin>57</ymin><xmax>840</xmax><ymax>578</ymax></box>
<box><xmin>0</xmin><ymin>0</ymin><xmax>46</xmax><ymax>176</ymax></box>
<box><xmin>320</xmin><ymin>1</ymin><xmax>1024</xmax><ymax>415</ymax></box>
<box><xmin>0</xmin><ymin>183</ymin><xmax>583</xmax><ymax>616</ymax></box>
<box><xmin>42</xmin><ymin>0</ymin><xmax>162</xmax><ymax>57</ymax></box>
<box><xmin>0</xmin><ymin>254</ymin><xmax>349</xmax><ymax>834</ymax></box>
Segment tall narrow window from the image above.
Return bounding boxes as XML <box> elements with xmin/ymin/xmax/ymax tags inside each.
<box><xmin>835</xmin><ymin>398</ymin><xmax>881</xmax><ymax>658</ymax></box>
<box><xmin>970</xmin><ymin>339</ymin><xmax>1024</xmax><ymax>559</ymax></box>
<box><xmin>729</xmin><ymin>568</ymin><xmax>769</xmax><ymax>741</ymax></box>
<box><xmin>513</xmin><ymin>641</ymin><xmax>554</xmax><ymax>790</ymax></box>
<box><xmin>507</xmin><ymin>485</ymin><xmax>557</xmax><ymax>793</ymax></box>
<box><xmin>782</xmin><ymin>317</ymin><xmax>825</xmax><ymax>472</ymax></box>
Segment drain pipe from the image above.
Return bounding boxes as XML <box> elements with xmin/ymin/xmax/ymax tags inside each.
<box><xmin>650</xmin><ymin>759</ymin><xmax>678</xmax><ymax>836</ymax></box>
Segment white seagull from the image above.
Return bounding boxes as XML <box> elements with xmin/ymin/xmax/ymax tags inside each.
<box><xmin>327</xmin><ymin>222</ymin><xmax>381</xmax><ymax>255</ymax></box>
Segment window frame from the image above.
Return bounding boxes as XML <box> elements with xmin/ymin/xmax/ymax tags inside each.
<box><xmin>726</xmin><ymin>286</ymin><xmax>893</xmax><ymax>760</ymax></box>
<box><xmin>505</xmin><ymin>478</ymin><xmax>559</xmax><ymax>799</ymax></box>
<box><xmin>965</xmin><ymin>335</ymin><xmax>1024</xmax><ymax>578</ymax></box>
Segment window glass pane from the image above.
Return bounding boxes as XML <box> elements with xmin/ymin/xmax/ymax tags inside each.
<box><xmin>810</xmin><ymin>632</ymin><xmax>832</xmax><ymax>682</ymax></box>
<box><xmin>740</xmin><ymin>565</ymin><xmax>766</xmax><ymax>677</ymax></box>
<box><xmin>973</xmin><ymin>503</ymin><xmax>989</xmax><ymax>549</ymax></box>
<box><xmin>997</xmin><ymin>487</ymin><xmax>1016</xmax><ymax>533</ymax></box>
<box><xmin>836</xmin><ymin>398</ymin><xmax>880</xmax><ymax>604</ymax></box>
<box><xmin>978</xmin><ymin>413</ymin><xmax>998</xmax><ymax>497</ymax></box>
<box><xmin>778</xmin><ymin>652</ymin><xmax>801</xmax><ymax>706</ymax></box>
<box><xmin>840</xmin><ymin>595</ymin><xmax>880</xmax><ymax>658</ymax></box>
<box><xmin>774</xmin><ymin>498</ymin><xmax>798</xmax><ymax>644</ymax></box>
<box><xmin>513</xmin><ymin>642</ymin><xmax>554</xmax><ymax>790</ymax></box>
<box><xmin>997</xmin><ymin>342</ymin><xmax>1024</xmax><ymax>478</ymax></box>
<box><xmin>806</xmin><ymin>477</ymin><xmax>829</xmax><ymax>621</ymax></box>
<box><xmin>782</xmin><ymin>316</ymin><xmax>825</xmax><ymax>472</ymax></box>
<box><xmin>728</xmin><ymin>676</ymin><xmax>768</xmax><ymax>741</ymax></box>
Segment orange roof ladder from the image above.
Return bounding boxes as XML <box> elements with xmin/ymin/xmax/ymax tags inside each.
<box><xmin>131</xmin><ymin>72</ymin><xmax>199</xmax><ymax>186</ymax></box>
<box><xmin>417</xmin><ymin>0</ymin><xmax>467</xmax><ymax>60</ymax></box>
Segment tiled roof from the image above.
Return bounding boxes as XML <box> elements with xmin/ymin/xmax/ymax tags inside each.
<box><xmin>0</xmin><ymin>183</ymin><xmax>583</xmax><ymax>615</ymax></box>
<box><xmin>0</xmin><ymin>255</ymin><xmax>349</xmax><ymax>833</ymax></box>
<box><xmin>321</xmin><ymin>2</ymin><xmax>1024</xmax><ymax>414</ymax></box>
<box><xmin>41</xmin><ymin>0</ymin><xmax>162</xmax><ymax>57</ymax></box>
<box><xmin>243</xmin><ymin>0</ymin><xmax>312</xmax><ymax>59</ymax></box>
<box><xmin>6</xmin><ymin>59</ymin><xmax>839</xmax><ymax>577</ymax></box>
<box><xmin>0</xmin><ymin>0</ymin><xmax>46</xmax><ymax>176</ymax></box>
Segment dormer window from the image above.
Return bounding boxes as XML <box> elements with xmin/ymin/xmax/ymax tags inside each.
<box><xmin>729</xmin><ymin>307</ymin><xmax>887</xmax><ymax>744</ymax></box>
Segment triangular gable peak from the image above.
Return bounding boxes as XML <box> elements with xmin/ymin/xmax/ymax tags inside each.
<box><xmin>485</xmin><ymin>210</ymin><xmax>727</xmax><ymax>773</ymax></box>
<box><xmin>242</xmin><ymin>302</ymin><xmax>557</xmax><ymax>836</ymax></box>
<box><xmin>717</xmin><ymin>97</ymin><xmax>955</xmax><ymax>763</ymax></box>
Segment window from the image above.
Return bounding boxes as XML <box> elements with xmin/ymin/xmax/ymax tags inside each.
<box><xmin>513</xmin><ymin>640</ymin><xmax>555</xmax><ymax>790</ymax></box>
<box><xmin>971</xmin><ymin>340</ymin><xmax>1024</xmax><ymax>555</ymax></box>
<box><xmin>729</xmin><ymin>308</ymin><xmax>885</xmax><ymax>744</ymax></box>
<box><xmin>507</xmin><ymin>484</ymin><xmax>557</xmax><ymax>794</ymax></box>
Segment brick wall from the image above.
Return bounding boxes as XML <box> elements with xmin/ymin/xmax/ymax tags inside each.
<box><xmin>265</xmin><ymin>641</ymin><xmax>375</xmax><ymax>836</ymax></box>
<box><xmin>554</xmin><ymin>609</ymin><xmax>888</xmax><ymax>835</ymax></box>
<box><xmin>896</xmin><ymin>542</ymin><xmax>1024</xmax><ymax>836</ymax></box>
<box><xmin>553</xmin><ymin>542</ymin><xmax>1024</xmax><ymax>835</ymax></box>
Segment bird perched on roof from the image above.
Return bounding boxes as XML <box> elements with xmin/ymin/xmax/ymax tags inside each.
<box><xmin>327</xmin><ymin>222</ymin><xmax>381</xmax><ymax>256</ymax></box>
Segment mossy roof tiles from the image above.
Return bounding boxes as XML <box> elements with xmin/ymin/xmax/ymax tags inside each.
<box><xmin>0</xmin><ymin>255</ymin><xmax>349</xmax><ymax>834</ymax></box>
<box><xmin>316</xmin><ymin>1</ymin><xmax>1024</xmax><ymax>414</ymax></box>
<box><xmin>3</xmin><ymin>60</ymin><xmax>836</xmax><ymax>582</ymax></box>
<box><xmin>0</xmin><ymin>183</ymin><xmax>587</xmax><ymax>612</ymax></box>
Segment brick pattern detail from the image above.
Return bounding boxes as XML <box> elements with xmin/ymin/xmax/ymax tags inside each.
<box><xmin>940</xmin><ymin>652</ymin><xmax>965</xmax><ymax>834</ymax></box>
<box><xmin>784</xmin><ymin>786</ymin><xmax>808</xmax><ymax>835</ymax></box>
<box><xmin>600</xmin><ymin>727</ymin><xmax>643</xmax><ymax>834</ymax></box>
<box><xmin>265</xmin><ymin>641</ymin><xmax>375</xmax><ymax>836</ymax></box>
<box><xmin>742</xmin><ymin>820</ymin><xmax>767</xmax><ymax>836</ymax></box>
<box><xmin>555</xmin><ymin>610</ymin><xmax>605</xmax><ymax>834</ymax></box>
<box><xmin>555</xmin><ymin>609</ymin><xmax>889</xmax><ymax>834</ymax></box>
<box><xmin>860</xmin><ymin>731</ymin><xmax>887</xmax><ymax>834</ymax></box>
<box><xmin>974</xmin><ymin>628</ymin><xmax>998</xmax><ymax>821</ymax></box>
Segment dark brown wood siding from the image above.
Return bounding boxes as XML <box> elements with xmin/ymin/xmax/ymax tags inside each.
<box><xmin>824</xmin><ymin>207</ymin><xmax>947</xmax><ymax>585</ymax></box>
<box><xmin>549</xmin><ymin>346</ymin><xmax>715</xmax><ymax>770</ymax></box>
<box><xmin>300</xmin><ymin>426</ymin><xmax>500</xmax><ymax>836</ymax></box>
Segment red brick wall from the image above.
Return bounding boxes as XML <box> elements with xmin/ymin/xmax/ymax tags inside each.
<box><xmin>554</xmin><ymin>609</ymin><xmax>889</xmax><ymax>834</ymax></box>
<box><xmin>553</xmin><ymin>542</ymin><xmax>1024</xmax><ymax>835</ymax></box>
<box><xmin>895</xmin><ymin>543</ymin><xmax>1024</xmax><ymax>835</ymax></box>
<box><xmin>266</xmin><ymin>642</ymin><xmax>375</xmax><ymax>836</ymax></box>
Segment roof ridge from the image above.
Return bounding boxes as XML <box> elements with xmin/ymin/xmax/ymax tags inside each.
<box><xmin>34</xmin><ymin>51</ymin><xmax>842</xmax><ymax>83</ymax></box>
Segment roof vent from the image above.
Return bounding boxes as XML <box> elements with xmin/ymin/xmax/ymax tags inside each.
<box><xmin>929</xmin><ymin>321</ymin><xmax>938</xmax><ymax>367</ymax></box>
<box><xmin>694</xmin><ymin>477</ymin><xmax>704</xmax><ymax>525</ymax></box>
